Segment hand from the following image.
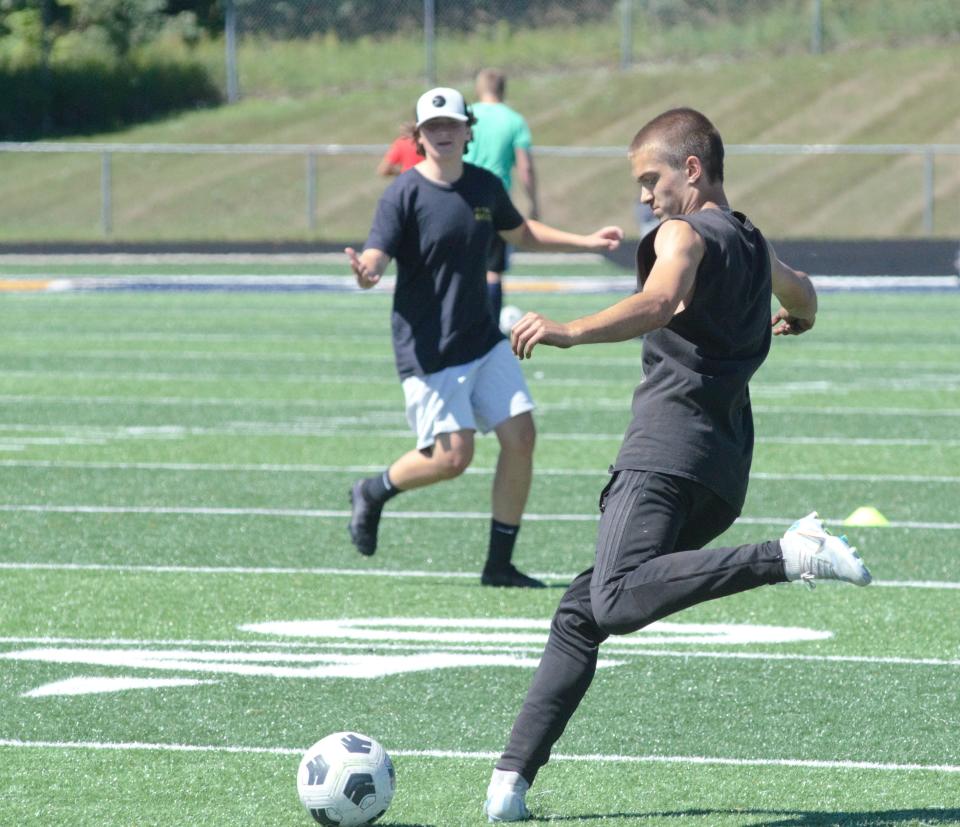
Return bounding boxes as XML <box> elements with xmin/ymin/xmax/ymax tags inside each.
<box><xmin>771</xmin><ymin>307</ymin><xmax>814</xmax><ymax>336</ymax></box>
<box><xmin>586</xmin><ymin>226</ymin><xmax>624</xmax><ymax>251</ymax></box>
<box><xmin>345</xmin><ymin>247</ymin><xmax>381</xmax><ymax>289</ymax></box>
<box><xmin>511</xmin><ymin>311</ymin><xmax>574</xmax><ymax>360</ymax></box>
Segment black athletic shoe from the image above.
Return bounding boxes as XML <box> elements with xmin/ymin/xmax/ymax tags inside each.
<box><xmin>348</xmin><ymin>480</ymin><xmax>382</xmax><ymax>556</ymax></box>
<box><xmin>480</xmin><ymin>564</ymin><xmax>546</xmax><ymax>589</ymax></box>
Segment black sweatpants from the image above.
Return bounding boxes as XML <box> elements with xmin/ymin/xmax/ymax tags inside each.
<box><xmin>496</xmin><ymin>469</ymin><xmax>786</xmax><ymax>783</ymax></box>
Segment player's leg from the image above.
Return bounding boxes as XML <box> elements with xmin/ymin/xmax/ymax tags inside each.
<box><xmin>486</xmin><ymin>234</ymin><xmax>508</xmax><ymax>322</ymax></box>
<box><xmin>472</xmin><ymin>341</ymin><xmax>540</xmax><ymax>587</ymax></box>
<box><xmin>487</xmin><ymin>271</ymin><xmax>503</xmax><ymax>323</ymax></box>
<box><xmin>348</xmin><ymin>431</ymin><xmax>475</xmax><ymax>556</ymax></box>
<box><xmin>490</xmin><ymin>411</ymin><xmax>534</xmax><ymax>524</ymax></box>
<box><xmin>485</xmin><ymin>569</ymin><xmax>606</xmax><ymax>820</ymax></box>
<box><xmin>589</xmin><ymin>471</ymin><xmax>786</xmax><ymax>636</ymax></box>
<box><xmin>483</xmin><ymin>411</ymin><xmax>541</xmax><ymax>587</ymax></box>
<box><xmin>348</xmin><ymin>364</ymin><xmax>478</xmax><ymax>556</ymax></box>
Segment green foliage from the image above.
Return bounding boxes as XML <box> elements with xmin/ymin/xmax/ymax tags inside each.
<box><xmin>0</xmin><ymin>0</ymin><xmax>220</xmax><ymax>136</ymax></box>
<box><xmin>0</xmin><ymin>5</ymin><xmax>44</xmax><ymax>65</ymax></box>
<box><xmin>58</xmin><ymin>0</ymin><xmax>166</xmax><ymax>56</ymax></box>
<box><xmin>0</xmin><ymin>53</ymin><xmax>220</xmax><ymax>139</ymax></box>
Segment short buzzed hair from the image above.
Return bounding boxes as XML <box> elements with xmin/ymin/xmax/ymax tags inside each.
<box><xmin>476</xmin><ymin>68</ymin><xmax>506</xmax><ymax>99</ymax></box>
<box><xmin>629</xmin><ymin>107</ymin><xmax>725</xmax><ymax>184</ymax></box>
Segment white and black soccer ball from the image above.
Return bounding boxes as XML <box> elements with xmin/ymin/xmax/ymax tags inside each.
<box><xmin>297</xmin><ymin>732</ymin><xmax>395</xmax><ymax>826</ymax></box>
<box><xmin>499</xmin><ymin>304</ymin><xmax>524</xmax><ymax>335</ymax></box>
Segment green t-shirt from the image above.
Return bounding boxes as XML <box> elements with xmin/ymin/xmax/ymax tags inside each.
<box><xmin>465</xmin><ymin>101</ymin><xmax>533</xmax><ymax>192</ymax></box>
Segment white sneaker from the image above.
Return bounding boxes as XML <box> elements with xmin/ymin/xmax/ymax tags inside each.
<box><xmin>484</xmin><ymin>769</ymin><xmax>532</xmax><ymax>822</ymax></box>
<box><xmin>781</xmin><ymin>511</ymin><xmax>872</xmax><ymax>588</ymax></box>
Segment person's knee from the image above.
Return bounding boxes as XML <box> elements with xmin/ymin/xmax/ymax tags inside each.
<box><xmin>550</xmin><ymin>600</ymin><xmax>606</xmax><ymax>649</ymax></box>
<box><xmin>590</xmin><ymin>590</ymin><xmax>637</xmax><ymax>637</ymax></box>
<box><xmin>499</xmin><ymin>415</ymin><xmax>536</xmax><ymax>457</ymax></box>
<box><xmin>435</xmin><ymin>444</ymin><xmax>473</xmax><ymax>479</ymax></box>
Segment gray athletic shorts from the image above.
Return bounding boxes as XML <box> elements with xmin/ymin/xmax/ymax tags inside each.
<box><xmin>401</xmin><ymin>339</ymin><xmax>535</xmax><ymax>450</ymax></box>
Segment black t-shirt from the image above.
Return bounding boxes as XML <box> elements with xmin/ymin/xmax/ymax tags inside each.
<box><xmin>365</xmin><ymin>163</ymin><xmax>524</xmax><ymax>379</ymax></box>
<box><xmin>613</xmin><ymin>208</ymin><xmax>773</xmax><ymax>512</ymax></box>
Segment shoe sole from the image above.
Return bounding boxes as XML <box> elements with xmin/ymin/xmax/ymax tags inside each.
<box><xmin>480</xmin><ymin>575</ymin><xmax>546</xmax><ymax>589</ymax></box>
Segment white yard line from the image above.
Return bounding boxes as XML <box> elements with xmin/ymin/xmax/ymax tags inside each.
<box><xmin>5</xmin><ymin>393</ymin><xmax>960</xmax><ymax>419</ymax></box>
<box><xmin>2</xmin><ymin>458</ymin><xmax>959</xmax><ymax>484</ymax></box>
<box><xmin>7</xmin><ymin>348</ymin><xmax>960</xmax><ymax>376</ymax></box>
<box><xmin>1</xmin><ymin>503</ymin><xmax>958</xmax><ymax>530</ymax></box>
<box><xmin>1</xmin><ymin>422</ymin><xmax>959</xmax><ymax>447</ymax></box>
<box><xmin>0</xmin><ymin>561</ymin><xmax>957</xmax><ymax>590</ymax></box>
<box><xmin>0</xmin><ymin>738</ymin><xmax>957</xmax><ymax>774</ymax></box>
<box><xmin>3</xmin><ymin>368</ymin><xmax>960</xmax><ymax>392</ymax></box>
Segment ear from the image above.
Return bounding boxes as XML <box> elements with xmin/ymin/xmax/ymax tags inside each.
<box><xmin>685</xmin><ymin>155</ymin><xmax>703</xmax><ymax>184</ymax></box>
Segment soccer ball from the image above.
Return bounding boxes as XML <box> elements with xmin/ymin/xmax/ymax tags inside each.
<box><xmin>499</xmin><ymin>304</ymin><xmax>524</xmax><ymax>335</ymax></box>
<box><xmin>297</xmin><ymin>732</ymin><xmax>395</xmax><ymax>826</ymax></box>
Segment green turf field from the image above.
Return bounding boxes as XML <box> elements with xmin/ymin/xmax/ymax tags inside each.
<box><xmin>1</xmin><ymin>280</ymin><xmax>959</xmax><ymax>825</ymax></box>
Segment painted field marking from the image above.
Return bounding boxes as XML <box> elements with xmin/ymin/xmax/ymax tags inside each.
<box><xmin>6</xmin><ymin>390</ymin><xmax>960</xmax><ymax>420</ymax></box>
<box><xmin>3</xmin><ymin>368</ymin><xmax>960</xmax><ymax>392</ymax></box>
<box><xmin>2</xmin><ymin>422</ymin><xmax>960</xmax><ymax>448</ymax></box>
<box><xmin>1</xmin><ymin>562</ymin><xmax>957</xmax><ymax>591</ymax></box>
<box><xmin>0</xmin><ymin>633</ymin><xmax>956</xmax><ymax>669</ymax></box>
<box><xmin>2</xmin><ymin>458</ymin><xmax>959</xmax><ymax>485</ymax></box>
<box><xmin>4</xmin><ymin>616</ymin><xmax>959</xmax><ymax>700</ymax></box>
<box><xmin>1</xmin><ymin>618</ymin><xmax>832</xmax><ymax>697</ymax></box>
<box><xmin>1</xmin><ymin>738</ymin><xmax>958</xmax><ymax>775</ymax></box>
<box><xmin>238</xmin><ymin>617</ymin><xmax>831</xmax><ymax>647</ymax></box>
<box><xmin>4</xmin><ymin>392</ymin><xmax>960</xmax><ymax>420</ymax></box>
<box><xmin>10</xmin><ymin>347</ymin><xmax>960</xmax><ymax>378</ymax></box>
<box><xmin>25</xmin><ymin>677</ymin><xmax>214</xmax><ymax>698</ymax></box>
<box><xmin>1</xmin><ymin>503</ymin><xmax>959</xmax><ymax>530</ymax></box>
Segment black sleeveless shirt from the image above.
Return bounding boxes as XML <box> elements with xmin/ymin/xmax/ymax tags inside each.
<box><xmin>613</xmin><ymin>208</ymin><xmax>772</xmax><ymax>511</ymax></box>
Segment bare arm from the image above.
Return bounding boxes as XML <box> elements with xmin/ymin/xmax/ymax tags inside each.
<box><xmin>514</xmin><ymin>147</ymin><xmax>539</xmax><ymax>220</ymax></box>
<box><xmin>345</xmin><ymin>246</ymin><xmax>391</xmax><ymax>289</ymax></box>
<box><xmin>768</xmin><ymin>239</ymin><xmax>817</xmax><ymax>335</ymax></box>
<box><xmin>377</xmin><ymin>158</ymin><xmax>402</xmax><ymax>177</ymax></box>
<box><xmin>500</xmin><ymin>218</ymin><xmax>622</xmax><ymax>254</ymax></box>
<box><xmin>511</xmin><ymin>220</ymin><xmax>704</xmax><ymax>359</ymax></box>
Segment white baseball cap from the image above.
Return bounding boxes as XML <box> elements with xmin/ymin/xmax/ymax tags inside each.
<box><xmin>415</xmin><ymin>87</ymin><xmax>469</xmax><ymax>127</ymax></box>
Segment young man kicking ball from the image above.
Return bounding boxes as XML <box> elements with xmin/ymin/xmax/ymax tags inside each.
<box><xmin>483</xmin><ymin>107</ymin><xmax>871</xmax><ymax>819</ymax></box>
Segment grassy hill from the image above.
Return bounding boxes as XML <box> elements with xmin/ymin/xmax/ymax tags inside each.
<box><xmin>2</xmin><ymin>42</ymin><xmax>958</xmax><ymax>242</ymax></box>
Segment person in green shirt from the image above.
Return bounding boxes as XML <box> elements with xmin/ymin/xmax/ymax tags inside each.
<box><xmin>465</xmin><ymin>68</ymin><xmax>540</xmax><ymax>323</ymax></box>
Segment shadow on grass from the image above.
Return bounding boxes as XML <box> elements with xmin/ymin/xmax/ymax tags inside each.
<box><xmin>537</xmin><ymin>807</ymin><xmax>960</xmax><ymax>825</ymax></box>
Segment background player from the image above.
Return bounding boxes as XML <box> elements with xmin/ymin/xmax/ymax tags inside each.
<box><xmin>465</xmin><ymin>68</ymin><xmax>540</xmax><ymax>322</ymax></box>
<box><xmin>346</xmin><ymin>86</ymin><xmax>623</xmax><ymax>588</ymax></box>
<box><xmin>377</xmin><ymin>125</ymin><xmax>420</xmax><ymax>177</ymax></box>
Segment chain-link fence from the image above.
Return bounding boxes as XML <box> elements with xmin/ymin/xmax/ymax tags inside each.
<box><xmin>222</xmin><ymin>0</ymin><xmax>960</xmax><ymax>102</ymax></box>
<box><xmin>223</xmin><ymin>0</ymin><xmax>813</xmax><ymax>101</ymax></box>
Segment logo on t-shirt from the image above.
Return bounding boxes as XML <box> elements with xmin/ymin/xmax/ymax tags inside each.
<box><xmin>474</xmin><ymin>206</ymin><xmax>492</xmax><ymax>223</ymax></box>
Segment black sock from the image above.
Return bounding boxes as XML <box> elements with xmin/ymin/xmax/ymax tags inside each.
<box><xmin>485</xmin><ymin>519</ymin><xmax>520</xmax><ymax>570</ymax></box>
<box><xmin>487</xmin><ymin>281</ymin><xmax>503</xmax><ymax>323</ymax></box>
<box><xmin>361</xmin><ymin>470</ymin><xmax>400</xmax><ymax>506</ymax></box>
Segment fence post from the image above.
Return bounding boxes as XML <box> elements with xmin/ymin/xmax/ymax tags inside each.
<box><xmin>810</xmin><ymin>0</ymin><xmax>823</xmax><ymax>54</ymax></box>
<box><xmin>100</xmin><ymin>151</ymin><xmax>113</xmax><ymax>237</ymax></box>
<box><xmin>619</xmin><ymin>0</ymin><xmax>633</xmax><ymax>70</ymax></box>
<box><xmin>225</xmin><ymin>0</ymin><xmax>240</xmax><ymax>103</ymax></box>
<box><xmin>306</xmin><ymin>152</ymin><xmax>318</xmax><ymax>233</ymax></box>
<box><xmin>922</xmin><ymin>150</ymin><xmax>935</xmax><ymax>234</ymax></box>
<box><xmin>424</xmin><ymin>0</ymin><xmax>436</xmax><ymax>86</ymax></box>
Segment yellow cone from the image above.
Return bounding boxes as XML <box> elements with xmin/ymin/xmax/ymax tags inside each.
<box><xmin>843</xmin><ymin>506</ymin><xmax>890</xmax><ymax>527</ymax></box>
